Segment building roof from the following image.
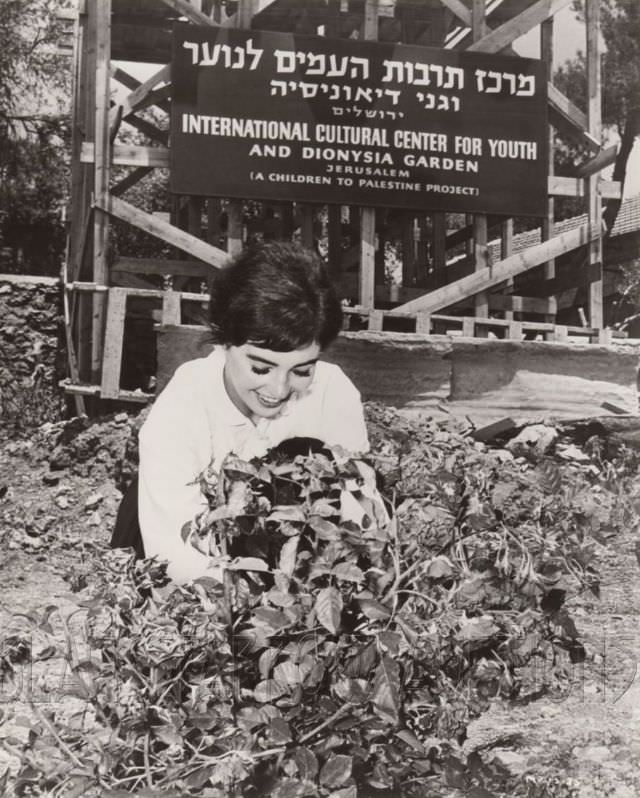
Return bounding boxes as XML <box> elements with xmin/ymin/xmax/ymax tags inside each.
<box><xmin>487</xmin><ymin>193</ymin><xmax>640</xmax><ymax>263</ymax></box>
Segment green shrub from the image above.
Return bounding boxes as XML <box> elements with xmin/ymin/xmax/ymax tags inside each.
<box><xmin>5</xmin><ymin>415</ymin><xmax>630</xmax><ymax>797</ymax></box>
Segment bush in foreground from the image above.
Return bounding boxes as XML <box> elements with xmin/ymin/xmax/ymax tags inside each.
<box><xmin>4</xmin><ymin>410</ymin><xmax>633</xmax><ymax>797</ymax></box>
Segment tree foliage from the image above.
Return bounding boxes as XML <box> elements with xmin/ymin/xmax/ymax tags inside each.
<box><xmin>0</xmin><ymin>0</ymin><xmax>72</xmax><ymax>275</ymax></box>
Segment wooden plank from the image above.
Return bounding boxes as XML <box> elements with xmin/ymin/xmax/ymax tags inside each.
<box><xmin>226</xmin><ymin>0</ymin><xmax>253</xmax><ymax>257</ymax></box>
<box><xmin>439</xmin><ymin>0</ymin><xmax>471</xmax><ymax>26</ymax></box>
<box><xmin>221</xmin><ymin>0</ymin><xmax>277</xmax><ymax>28</ymax></box>
<box><xmin>471</xmin><ymin>1</ymin><xmax>488</xmax><ymax>326</ymax></box>
<box><xmin>415</xmin><ymin>311</ymin><xmax>431</xmax><ymax>333</ymax></box>
<box><xmin>489</xmin><ymin>294</ymin><xmax>556</xmax><ymax>315</ymax></box>
<box><xmin>96</xmin><ymin>195</ymin><xmax>229</xmax><ymax>267</ymax></box>
<box><xmin>359</xmin><ymin>0</ymin><xmax>378</xmax><ymax>310</ymax></box>
<box><xmin>548</xmin><ymin>83</ymin><xmax>600</xmax><ymax>149</ymax></box>
<box><xmin>111</xmin><ymin>166</ymin><xmax>154</xmax><ymax>196</ymax></box>
<box><xmin>101</xmin><ymin>288</ymin><xmax>127</xmax><ymax>399</ymax></box>
<box><xmin>159</xmin><ymin>0</ymin><xmax>218</xmax><ymax>26</ymax></box>
<box><xmin>92</xmin><ymin>0</ymin><xmax>111</xmax><ymax>383</ymax></box>
<box><xmin>359</xmin><ymin>206</ymin><xmax>376</xmax><ymax>308</ymax></box>
<box><xmin>108</xmin><ymin>63</ymin><xmax>171</xmax><ymax>125</ymax></box>
<box><xmin>327</xmin><ymin>205</ymin><xmax>342</xmax><ymax>280</ymax></box>
<box><xmin>541</xmin><ymin>18</ymin><xmax>555</xmax><ymax>304</ymax></box>
<box><xmin>391</xmin><ymin>223</ymin><xmax>592</xmax><ymax>315</ymax></box>
<box><xmin>367</xmin><ymin>310</ymin><xmax>384</xmax><ymax>331</ymax></box>
<box><xmin>113</xmin><ymin>257</ymin><xmax>213</xmax><ymax>278</ymax></box>
<box><xmin>468</xmin><ymin>0</ymin><xmax>572</xmax><ymax>54</ymax></box>
<box><xmin>81</xmin><ymin>142</ymin><xmax>169</xmax><ymax>167</ymax></box>
<box><xmin>575</xmin><ymin>144</ymin><xmax>618</xmax><ymax>178</ymax></box>
<box><xmin>586</xmin><ymin>0</ymin><xmax>603</xmax><ymax>329</ymax></box>
<box><xmin>162</xmin><ymin>291</ymin><xmax>182</xmax><ymax>325</ymax></box>
<box><xmin>300</xmin><ymin>206</ymin><xmax>315</xmax><ymax>248</ymax></box>
<box><xmin>61</xmin><ymin>380</ymin><xmax>152</xmax><ymax>403</ymax></box>
<box><xmin>549</xmin><ymin>175</ymin><xmax>621</xmax><ymax>199</ymax></box>
<box><xmin>500</xmin><ymin>218</ymin><xmax>514</xmax><ymax>319</ymax></box>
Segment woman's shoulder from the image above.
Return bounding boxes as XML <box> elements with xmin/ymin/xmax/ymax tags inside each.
<box><xmin>310</xmin><ymin>360</ymin><xmax>360</xmax><ymax>399</ymax></box>
<box><xmin>170</xmin><ymin>347</ymin><xmax>224</xmax><ymax>384</ymax></box>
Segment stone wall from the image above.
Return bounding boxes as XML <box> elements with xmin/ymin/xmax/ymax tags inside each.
<box><xmin>0</xmin><ymin>274</ymin><xmax>66</xmax><ymax>432</ymax></box>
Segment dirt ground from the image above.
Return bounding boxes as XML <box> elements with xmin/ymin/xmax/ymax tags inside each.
<box><xmin>0</xmin><ymin>412</ymin><xmax>639</xmax><ymax>796</ymax></box>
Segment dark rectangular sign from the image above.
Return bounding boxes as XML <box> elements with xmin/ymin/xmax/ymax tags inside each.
<box><xmin>171</xmin><ymin>25</ymin><xmax>548</xmax><ymax>216</ymax></box>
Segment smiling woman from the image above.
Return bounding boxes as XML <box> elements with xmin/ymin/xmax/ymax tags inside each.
<box><xmin>112</xmin><ymin>242</ymin><xmax>369</xmax><ymax>583</ymax></box>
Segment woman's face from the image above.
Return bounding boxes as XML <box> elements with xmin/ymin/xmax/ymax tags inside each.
<box><xmin>223</xmin><ymin>341</ymin><xmax>320</xmax><ymax>420</ymax></box>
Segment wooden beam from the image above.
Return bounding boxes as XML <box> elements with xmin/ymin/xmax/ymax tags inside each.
<box><xmin>359</xmin><ymin>0</ymin><xmax>378</xmax><ymax>310</ymax></box>
<box><xmin>586</xmin><ymin>0</ymin><xmax>603</xmax><ymax>329</ymax></box>
<box><xmin>81</xmin><ymin>142</ymin><xmax>169</xmax><ymax>167</ymax></box>
<box><xmin>541</xmin><ymin>17</ymin><xmax>555</xmax><ymax>301</ymax></box>
<box><xmin>95</xmin><ymin>195</ymin><xmax>229</xmax><ymax>267</ymax></box>
<box><xmin>575</xmin><ymin>144</ymin><xmax>617</xmax><ymax>178</ymax></box>
<box><xmin>111</xmin><ymin>166</ymin><xmax>154</xmax><ymax>196</ymax></box>
<box><xmin>489</xmin><ymin>294</ymin><xmax>556</xmax><ymax>315</ymax></box>
<box><xmin>391</xmin><ymin>224</ymin><xmax>593</xmax><ymax>314</ymax></box>
<box><xmin>467</xmin><ymin>0</ymin><xmax>573</xmax><ymax>53</ymax></box>
<box><xmin>108</xmin><ymin>64</ymin><xmax>171</xmax><ymax>127</ymax></box>
<box><xmin>112</xmin><ymin>257</ymin><xmax>213</xmax><ymax>278</ymax></box>
<box><xmin>549</xmin><ymin>175</ymin><xmax>621</xmax><ymax>199</ymax></box>
<box><xmin>92</xmin><ymin>0</ymin><xmax>111</xmax><ymax>382</ymax></box>
<box><xmin>439</xmin><ymin>0</ymin><xmax>471</xmax><ymax>27</ymax></box>
<box><xmin>101</xmin><ymin>288</ymin><xmax>127</xmax><ymax>399</ymax></box>
<box><xmin>221</xmin><ymin>0</ymin><xmax>278</xmax><ymax>28</ymax></box>
<box><xmin>159</xmin><ymin>0</ymin><xmax>218</xmax><ymax>26</ymax></box>
<box><xmin>548</xmin><ymin>83</ymin><xmax>600</xmax><ymax>149</ymax></box>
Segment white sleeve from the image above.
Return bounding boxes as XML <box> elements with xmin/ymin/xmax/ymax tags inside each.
<box><xmin>137</xmin><ymin>367</ymin><xmax>218</xmax><ymax>584</ymax></box>
<box><xmin>319</xmin><ymin>368</ymin><xmax>370</xmax><ymax>455</ymax></box>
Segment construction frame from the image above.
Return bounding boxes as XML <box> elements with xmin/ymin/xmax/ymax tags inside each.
<box><xmin>64</xmin><ymin>0</ymin><xmax>619</xmax><ymax>410</ymax></box>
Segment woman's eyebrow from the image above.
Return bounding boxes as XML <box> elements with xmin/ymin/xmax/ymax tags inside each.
<box><xmin>248</xmin><ymin>354</ymin><xmax>318</xmax><ymax>367</ymax></box>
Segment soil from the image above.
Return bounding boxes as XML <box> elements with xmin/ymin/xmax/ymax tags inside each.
<box><xmin>0</xmin><ymin>409</ymin><xmax>638</xmax><ymax>796</ymax></box>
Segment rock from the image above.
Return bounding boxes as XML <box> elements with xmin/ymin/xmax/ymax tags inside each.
<box><xmin>491</xmin><ymin>749</ymin><xmax>528</xmax><ymax>774</ymax></box>
<box><xmin>84</xmin><ymin>492</ymin><xmax>104</xmax><ymax>510</ymax></box>
<box><xmin>574</xmin><ymin>745</ymin><xmax>610</xmax><ymax>764</ymax></box>
<box><xmin>54</xmin><ymin>495</ymin><xmax>70</xmax><ymax>509</ymax></box>
<box><xmin>114</xmin><ymin>413</ymin><xmax>129</xmax><ymax>425</ymax></box>
<box><xmin>88</xmin><ymin>511</ymin><xmax>102</xmax><ymax>527</ymax></box>
<box><xmin>42</xmin><ymin>473</ymin><xmax>60</xmax><ymax>486</ymax></box>
<box><xmin>506</xmin><ymin>424</ymin><xmax>558</xmax><ymax>461</ymax></box>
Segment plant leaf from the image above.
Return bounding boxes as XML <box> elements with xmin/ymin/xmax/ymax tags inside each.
<box><xmin>332</xmin><ymin>562</ymin><xmax>364</xmax><ymax>583</ymax></box>
<box><xmin>294</xmin><ymin>747</ymin><xmax>319</xmax><ymax>781</ymax></box>
<box><xmin>227</xmin><ymin>557</ymin><xmax>270</xmax><ymax>572</ymax></box>
<box><xmin>279</xmin><ymin>535</ymin><xmax>300</xmax><ymax>577</ymax></box>
<box><xmin>315</xmin><ymin>586</ymin><xmax>343</xmax><ymax>634</ymax></box>
<box><xmin>371</xmin><ymin>654</ymin><xmax>402</xmax><ymax>726</ymax></box>
<box><xmin>319</xmin><ymin>753</ymin><xmax>353</xmax><ymax>789</ymax></box>
<box><xmin>254</xmin><ymin>679</ymin><xmax>286</xmax><ymax>703</ymax></box>
<box><xmin>357</xmin><ymin>598</ymin><xmax>391</xmax><ymax>620</ymax></box>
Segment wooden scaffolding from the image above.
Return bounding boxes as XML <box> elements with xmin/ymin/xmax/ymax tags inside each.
<box><xmin>64</xmin><ymin>0</ymin><xmax>619</xmax><ymax>409</ymax></box>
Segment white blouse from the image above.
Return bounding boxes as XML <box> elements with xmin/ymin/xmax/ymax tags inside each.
<box><xmin>138</xmin><ymin>347</ymin><xmax>369</xmax><ymax>583</ymax></box>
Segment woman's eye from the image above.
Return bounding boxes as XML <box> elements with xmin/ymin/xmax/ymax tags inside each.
<box><xmin>292</xmin><ymin>369</ymin><xmax>312</xmax><ymax>378</ymax></box>
<box><xmin>251</xmin><ymin>366</ymin><xmax>270</xmax><ymax>375</ymax></box>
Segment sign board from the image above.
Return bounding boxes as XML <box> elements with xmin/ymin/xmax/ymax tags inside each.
<box><xmin>171</xmin><ymin>25</ymin><xmax>548</xmax><ymax>216</ymax></box>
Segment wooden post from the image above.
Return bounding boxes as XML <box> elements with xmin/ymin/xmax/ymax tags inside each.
<box><xmin>327</xmin><ymin>205</ymin><xmax>342</xmax><ymax>280</ymax></box>
<box><xmin>91</xmin><ymin>0</ymin><xmax>112</xmax><ymax>383</ymax></box>
<box><xmin>431</xmin><ymin>212</ymin><xmax>446</xmax><ymax>286</ymax></box>
<box><xmin>300</xmin><ymin>206</ymin><xmax>315</xmax><ymax>249</ymax></box>
<box><xmin>541</xmin><ymin>17</ymin><xmax>556</xmax><ymax>323</ymax></box>
<box><xmin>358</xmin><ymin>0</ymin><xmax>378</xmax><ymax>309</ymax></box>
<box><xmin>501</xmin><ymin>218</ymin><xmax>514</xmax><ymax>320</ymax></box>
<box><xmin>586</xmin><ymin>0</ymin><xmax>603</xmax><ymax>329</ymax></box>
<box><xmin>472</xmin><ymin>0</ymin><xmax>488</xmax><ymax>325</ymax></box>
<box><xmin>226</xmin><ymin>0</ymin><xmax>255</xmax><ymax>256</ymax></box>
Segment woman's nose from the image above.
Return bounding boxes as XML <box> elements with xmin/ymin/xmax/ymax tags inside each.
<box><xmin>268</xmin><ymin>371</ymin><xmax>290</xmax><ymax>399</ymax></box>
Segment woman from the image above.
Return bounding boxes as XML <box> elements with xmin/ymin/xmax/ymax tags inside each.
<box><xmin>121</xmin><ymin>241</ymin><xmax>369</xmax><ymax>584</ymax></box>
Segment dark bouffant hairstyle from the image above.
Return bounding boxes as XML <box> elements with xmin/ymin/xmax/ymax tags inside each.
<box><xmin>207</xmin><ymin>241</ymin><xmax>342</xmax><ymax>351</ymax></box>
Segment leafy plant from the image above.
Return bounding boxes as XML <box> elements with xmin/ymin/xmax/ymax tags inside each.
<box><xmin>5</xmin><ymin>412</ymin><xmax>631</xmax><ymax>797</ymax></box>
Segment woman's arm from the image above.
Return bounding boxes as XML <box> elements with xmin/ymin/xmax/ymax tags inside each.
<box><xmin>137</xmin><ymin>368</ymin><xmax>218</xmax><ymax>583</ymax></box>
